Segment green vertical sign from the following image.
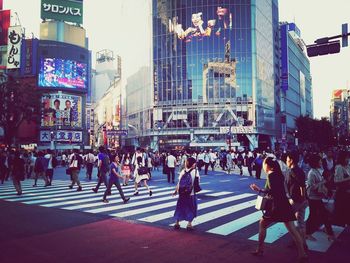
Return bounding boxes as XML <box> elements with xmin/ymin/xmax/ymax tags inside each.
<box><xmin>41</xmin><ymin>0</ymin><xmax>83</xmax><ymax>24</ymax></box>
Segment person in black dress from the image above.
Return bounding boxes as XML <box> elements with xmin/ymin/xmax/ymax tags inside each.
<box><xmin>250</xmin><ymin>157</ymin><xmax>307</xmax><ymax>262</ymax></box>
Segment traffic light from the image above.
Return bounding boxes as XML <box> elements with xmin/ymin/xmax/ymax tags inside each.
<box><xmin>307</xmin><ymin>40</ymin><xmax>340</xmax><ymax>57</ymax></box>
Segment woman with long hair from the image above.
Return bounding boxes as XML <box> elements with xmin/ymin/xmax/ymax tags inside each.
<box><xmin>133</xmin><ymin>156</ymin><xmax>153</xmax><ymax>196</ymax></box>
<box><xmin>173</xmin><ymin>157</ymin><xmax>199</xmax><ymax>231</ymax></box>
<box><xmin>305</xmin><ymin>154</ymin><xmax>335</xmax><ymax>241</ymax></box>
<box><xmin>250</xmin><ymin>157</ymin><xmax>307</xmax><ymax>262</ymax></box>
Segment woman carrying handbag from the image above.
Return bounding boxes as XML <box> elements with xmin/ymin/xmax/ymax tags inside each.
<box><xmin>250</xmin><ymin>157</ymin><xmax>307</xmax><ymax>263</ymax></box>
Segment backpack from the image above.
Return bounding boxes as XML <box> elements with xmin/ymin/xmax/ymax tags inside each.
<box><xmin>178</xmin><ymin>169</ymin><xmax>193</xmax><ymax>196</ymax></box>
<box><xmin>101</xmin><ymin>154</ymin><xmax>110</xmax><ymax>173</ymax></box>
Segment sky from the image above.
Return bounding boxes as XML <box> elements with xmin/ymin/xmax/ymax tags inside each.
<box><xmin>3</xmin><ymin>0</ymin><xmax>350</xmax><ymax>119</ymax></box>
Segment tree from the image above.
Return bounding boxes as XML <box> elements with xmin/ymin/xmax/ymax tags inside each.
<box><xmin>0</xmin><ymin>75</ymin><xmax>41</xmax><ymax>146</ymax></box>
<box><xmin>295</xmin><ymin>116</ymin><xmax>334</xmax><ymax>148</ymax></box>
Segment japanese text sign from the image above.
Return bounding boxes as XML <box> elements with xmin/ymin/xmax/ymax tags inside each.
<box><xmin>6</xmin><ymin>26</ymin><xmax>22</xmax><ymax>69</ymax></box>
<box><xmin>41</xmin><ymin>0</ymin><xmax>83</xmax><ymax>24</ymax></box>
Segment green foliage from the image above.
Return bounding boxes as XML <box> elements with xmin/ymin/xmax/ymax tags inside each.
<box><xmin>295</xmin><ymin>116</ymin><xmax>334</xmax><ymax>148</ymax></box>
<box><xmin>0</xmin><ymin>76</ymin><xmax>41</xmax><ymax>146</ymax></box>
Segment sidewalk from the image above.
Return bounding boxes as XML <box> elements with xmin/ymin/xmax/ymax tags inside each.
<box><xmin>0</xmin><ymin>200</ymin><xmax>347</xmax><ymax>263</ymax></box>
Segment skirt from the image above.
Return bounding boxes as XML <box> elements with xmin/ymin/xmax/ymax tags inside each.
<box><xmin>135</xmin><ymin>174</ymin><xmax>149</xmax><ymax>184</ymax></box>
<box><xmin>174</xmin><ymin>194</ymin><xmax>198</xmax><ymax>222</ymax></box>
<box><xmin>263</xmin><ymin>199</ymin><xmax>296</xmax><ymax>222</ymax></box>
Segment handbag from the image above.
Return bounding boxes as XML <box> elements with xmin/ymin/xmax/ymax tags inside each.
<box><xmin>138</xmin><ymin>166</ymin><xmax>149</xmax><ymax>175</ymax></box>
<box><xmin>193</xmin><ymin>176</ymin><xmax>201</xmax><ymax>193</ymax></box>
<box><xmin>255</xmin><ymin>194</ymin><xmax>273</xmax><ymax>211</ymax></box>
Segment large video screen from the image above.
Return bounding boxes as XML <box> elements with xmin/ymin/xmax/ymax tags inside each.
<box><xmin>41</xmin><ymin>93</ymin><xmax>82</xmax><ymax>128</ymax></box>
<box><xmin>38</xmin><ymin>57</ymin><xmax>87</xmax><ymax>89</ymax></box>
<box><xmin>169</xmin><ymin>6</ymin><xmax>233</xmax><ymax>42</ymax></box>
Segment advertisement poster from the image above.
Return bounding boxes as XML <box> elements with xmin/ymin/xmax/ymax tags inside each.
<box><xmin>169</xmin><ymin>6</ymin><xmax>232</xmax><ymax>42</ymax></box>
<box><xmin>41</xmin><ymin>93</ymin><xmax>82</xmax><ymax>128</ymax></box>
<box><xmin>38</xmin><ymin>57</ymin><xmax>87</xmax><ymax>89</ymax></box>
<box><xmin>6</xmin><ymin>26</ymin><xmax>22</xmax><ymax>69</ymax></box>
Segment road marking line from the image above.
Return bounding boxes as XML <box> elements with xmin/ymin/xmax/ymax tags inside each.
<box><xmin>207</xmin><ymin>211</ymin><xmax>262</xmax><ymax>235</ymax></box>
<box><xmin>59</xmin><ymin>187</ymin><xmax>175</xmax><ymax>210</ymax></box>
<box><xmin>140</xmin><ymin>193</ymin><xmax>252</xmax><ymax>223</ymax></box>
<box><xmin>173</xmin><ymin>196</ymin><xmax>256</xmax><ymax>228</ymax></box>
<box><xmin>109</xmin><ymin>190</ymin><xmax>212</xmax><ymax>218</ymax></box>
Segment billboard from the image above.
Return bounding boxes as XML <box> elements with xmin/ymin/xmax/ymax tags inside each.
<box><xmin>169</xmin><ymin>6</ymin><xmax>233</xmax><ymax>42</ymax></box>
<box><xmin>20</xmin><ymin>38</ymin><xmax>39</xmax><ymax>76</ymax></box>
<box><xmin>41</xmin><ymin>93</ymin><xmax>82</xmax><ymax>128</ymax></box>
<box><xmin>41</xmin><ymin>0</ymin><xmax>83</xmax><ymax>24</ymax></box>
<box><xmin>6</xmin><ymin>26</ymin><xmax>22</xmax><ymax>69</ymax></box>
<box><xmin>38</xmin><ymin>57</ymin><xmax>87</xmax><ymax>89</ymax></box>
<box><xmin>40</xmin><ymin>130</ymin><xmax>82</xmax><ymax>142</ymax></box>
<box><xmin>0</xmin><ymin>10</ymin><xmax>10</xmax><ymax>46</ymax></box>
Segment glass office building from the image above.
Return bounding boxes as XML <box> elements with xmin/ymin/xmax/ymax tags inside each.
<box><xmin>279</xmin><ymin>22</ymin><xmax>312</xmax><ymax>148</ymax></box>
<box><xmin>150</xmin><ymin>0</ymin><xmax>279</xmax><ymax>150</ymax></box>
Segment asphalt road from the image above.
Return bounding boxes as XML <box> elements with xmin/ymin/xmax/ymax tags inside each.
<box><xmin>0</xmin><ymin>166</ymin><xmax>348</xmax><ymax>263</ymax></box>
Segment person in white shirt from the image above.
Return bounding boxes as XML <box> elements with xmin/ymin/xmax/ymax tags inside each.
<box><xmin>85</xmin><ymin>150</ymin><xmax>95</xmax><ymax>181</ymax></box>
<box><xmin>44</xmin><ymin>149</ymin><xmax>54</xmax><ymax>186</ymax></box>
<box><xmin>209</xmin><ymin>149</ymin><xmax>217</xmax><ymax>171</ymax></box>
<box><xmin>167</xmin><ymin>152</ymin><xmax>177</xmax><ymax>183</ymax></box>
<box><xmin>203</xmin><ymin>151</ymin><xmax>210</xmax><ymax>175</ymax></box>
<box><xmin>197</xmin><ymin>151</ymin><xmax>205</xmax><ymax>171</ymax></box>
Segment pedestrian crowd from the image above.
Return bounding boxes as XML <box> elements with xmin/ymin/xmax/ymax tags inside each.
<box><xmin>0</xmin><ymin>145</ymin><xmax>349</xmax><ymax>262</ymax></box>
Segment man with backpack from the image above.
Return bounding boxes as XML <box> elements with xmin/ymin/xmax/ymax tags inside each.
<box><xmin>92</xmin><ymin>146</ymin><xmax>110</xmax><ymax>193</ymax></box>
<box><xmin>68</xmin><ymin>149</ymin><xmax>83</xmax><ymax>191</ymax></box>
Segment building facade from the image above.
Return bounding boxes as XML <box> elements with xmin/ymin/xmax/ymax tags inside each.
<box><xmin>140</xmin><ymin>0</ymin><xmax>279</xmax><ymax>150</ymax></box>
<box><xmin>279</xmin><ymin>22</ymin><xmax>313</xmax><ymax>148</ymax></box>
<box><xmin>330</xmin><ymin>89</ymin><xmax>348</xmax><ymax>142</ymax></box>
<box><xmin>37</xmin><ymin>0</ymin><xmax>91</xmax><ymax>150</ymax></box>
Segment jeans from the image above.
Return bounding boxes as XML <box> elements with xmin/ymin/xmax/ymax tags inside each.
<box><xmin>95</xmin><ymin>170</ymin><xmax>108</xmax><ymax>191</ymax></box>
<box><xmin>167</xmin><ymin>167</ymin><xmax>175</xmax><ymax>183</ymax></box>
<box><xmin>103</xmin><ymin>177</ymin><xmax>126</xmax><ymax>201</ymax></box>
<box><xmin>86</xmin><ymin>163</ymin><xmax>94</xmax><ymax>180</ymax></box>
<box><xmin>13</xmin><ymin>177</ymin><xmax>22</xmax><ymax>194</ymax></box>
<box><xmin>204</xmin><ymin>162</ymin><xmax>210</xmax><ymax>175</ymax></box>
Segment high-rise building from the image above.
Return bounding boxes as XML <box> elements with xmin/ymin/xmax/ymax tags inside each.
<box><xmin>37</xmin><ymin>0</ymin><xmax>91</xmax><ymax>150</ymax></box>
<box><xmin>136</xmin><ymin>0</ymin><xmax>280</xmax><ymax>150</ymax></box>
<box><xmin>92</xmin><ymin>50</ymin><xmax>121</xmax><ymax>104</ymax></box>
<box><xmin>330</xmin><ymin>89</ymin><xmax>348</xmax><ymax>140</ymax></box>
<box><xmin>278</xmin><ymin>22</ymin><xmax>313</xmax><ymax>148</ymax></box>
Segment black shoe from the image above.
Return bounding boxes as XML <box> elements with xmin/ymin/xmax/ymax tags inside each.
<box><xmin>174</xmin><ymin>224</ymin><xmax>180</xmax><ymax>230</ymax></box>
<box><xmin>186</xmin><ymin>226</ymin><xmax>194</xmax><ymax>231</ymax></box>
<box><xmin>77</xmin><ymin>186</ymin><xmax>82</xmax><ymax>191</ymax></box>
<box><xmin>16</xmin><ymin>192</ymin><xmax>22</xmax><ymax>196</ymax></box>
<box><xmin>102</xmin><ymin>199</ymin><xmax>109</xmax><ymax>203</ymax></box>
<box><xmin>172</xmin><ymin>181</ymin><xmax>175</xmax><ymax>184</ymax></box>
<box><xmin>68</xmin><ymin>185</ymin><xmax>73</xmax><ymax>189</ymax></box>
<box><xmin>123</xmin><ymin>197</ymin><xmax>130</xmax><ymax>204</ymax></box>
<box><xmin>149</xmin><ymin>190</ymin><xmax>153</xmax><ymax>197</ymax></box>
<box><xmin>133</xmin><ymin>191</ymin><xmax>139</xmax><ymax>196</ymax></box>
<box><xmin>32</xmin><ymin>184</ymin><xmax>37</xmax><ymax>187</ymax></box>
<box><xmin>107</xmin><ymin>191</ymin><xmax>112</xmax><ymax>196</ymax></box>
<box><xmin>92</xmin><ymin>188</ymin><xmax>97</xmax><ymax>193</ymax></box>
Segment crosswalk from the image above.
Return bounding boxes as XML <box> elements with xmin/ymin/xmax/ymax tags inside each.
<box><xmin>0</xmin><ymin>179</ymin><xmax>344</xmax><ymax>252</ymax></box>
